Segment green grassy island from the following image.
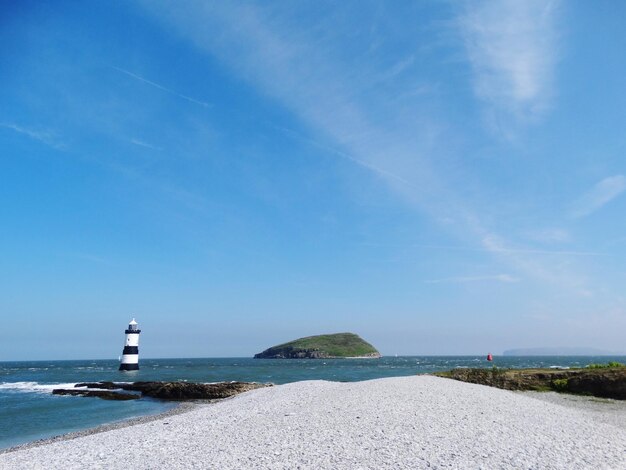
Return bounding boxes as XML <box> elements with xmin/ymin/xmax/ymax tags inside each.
<box><xmin>254</xmin><ymin>333</ymin><xmax>381</xmax><ymax>359</ymax></box>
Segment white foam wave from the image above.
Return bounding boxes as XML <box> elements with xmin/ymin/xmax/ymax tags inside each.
<box><xmin>0</xmin><ymin>381</ymin><xmax>78</xmax><ymax>393</ymax></box>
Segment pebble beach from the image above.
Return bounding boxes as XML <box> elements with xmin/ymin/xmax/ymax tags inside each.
<box><xmin>1</xmin><ymin>376</ymin><xmax>625</xmax><ymax>469</ymax></box>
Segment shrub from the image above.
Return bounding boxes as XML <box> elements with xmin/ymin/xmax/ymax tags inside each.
<box><xmin>587</xmin><ymin>361</ymin><xmax>624</xmax><ymax>369</ymax></box>
<box><xmin>552</xmin><ymin>378</ymin><xmax>568</xmax><ymax>392</ymax></box>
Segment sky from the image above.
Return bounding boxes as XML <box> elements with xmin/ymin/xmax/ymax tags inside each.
<box><xmin>2</xmin><ymin>1</ymin><xmax>626</xmax><ymax>360</ymax></box>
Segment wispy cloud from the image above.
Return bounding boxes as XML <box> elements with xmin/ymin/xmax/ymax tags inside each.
<box><xmin>274</xmin><ymin>125</ymin><xmax>411</xmax><ymax>185</ymax></box>
<box><xmin>570</xmin><ymin>175</ymin><xmax>626</xmax><ymax>218</ymax></box>
<box><xmin>361</xmin><ymin>242</ymin><xmax>603</xmax><ymax>257</ymax></box>
<box><xmin>458</xmin><ymin>0</ymin><xmax>559</xmax><ymax>127</ymax></box>
<box><xmin>1</xmin><ymin>122</ymin><xmax>65</xmax><ymax>149</ymax></box>
<box><xmin>524</xmin><ymin>228</ymin><xmax>570</xmax><ymax>244</ymax></box>
<box><xmin>478</xmin><ymin>231</ymin><xmax>593</xmax><ymax>296</ymax></box>
<box><xmin>112</xmin><ymin>66</ymin><xmax>210</xmax><ymax>108</ymax></box>
<box><xmin>476</xmin><ymin>244</ymin><xmax>601</xmax><ymax>257</ymax></box>
<box><xmin>130</xmin><ymin>138</ymin><xmax>162</xmax><ymax>151</ymax></box>
<box><xmin>141</xmin><ymin>2</ymin><xmax>595</xmax><ymax>297</ymax></box>
<box><xmin>425</xmin><ymin>274</ymin><xmax>519</xmax><ymax>284</ymax></box>
<box><xmin>373</xmin><ymin>55</ymin><xmax>416</xmax><ymax>85</ymax></box>
<box><xmin>141</xmin><ymin>2</ymin><xmax>449</xmax><ymax>219</ymax></box>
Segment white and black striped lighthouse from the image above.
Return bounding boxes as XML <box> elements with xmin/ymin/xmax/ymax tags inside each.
<box><xmin>119</xmin><ymin>318</ymin><xmax>141</xmax><ymax>371</ymax></box>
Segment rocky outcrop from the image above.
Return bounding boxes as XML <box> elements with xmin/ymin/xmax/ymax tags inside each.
<box><xmin>437</xmin><ymin>367</ymin><xmax>626</xmax><ymax>400</ymax></box>
<box><xmin>566</xmin><ymin>369</ymin><xmax>626</xmax><ymax>399</ymax></box>
<box><xmin>52</xmin><ymin>389</ymin><xmax>140</xmax><ymax>400</ymax></box>
<box><xmin>53</xmin><ymin>381</ymin><xmax>271</xmax><ymax>401</ymax></box>
<box><xmin>124</xmin><ymin>381</ymin><xmax>270</xmax><ymax>400</ymax></box>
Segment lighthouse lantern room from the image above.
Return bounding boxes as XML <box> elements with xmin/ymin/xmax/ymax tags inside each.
<box><xmin>119</xmin><ymin>318</ymin><xmax>141</xmax><ymax>371</ymax></box>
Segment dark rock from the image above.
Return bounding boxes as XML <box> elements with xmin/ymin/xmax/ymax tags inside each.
<box><xmin>52</xmin><ymin>389</ymin><xmax>140</xmax><ymax>400</ymax></box>
<box><xmin>120</xmin><ymin>381</ymin><xmax>271</xmax><ymax>400</ymax></box>
<box><xmin>567</xmin><ymin>369</ymin><xmax>626</xmax><ymax>400</ymax></box>
<box><xmin>73</xmin><ymin>381</ymin><xmax>271</xmax><ymax>400</ymax></box>
<box><xmin>437</xmin><ymin>367</ymin><xmax>626</xmax><ymax>400</ymax></box>
<box><xmin>75</xmin><ymin>382</ymin><xmax>118</xmax><ymax>390</ymax></box>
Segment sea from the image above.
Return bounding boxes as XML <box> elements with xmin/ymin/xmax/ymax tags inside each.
<box><xmin>2</xmin><ymin>355</ymin><xmax>625</xmax><ymax>450</ymax></box>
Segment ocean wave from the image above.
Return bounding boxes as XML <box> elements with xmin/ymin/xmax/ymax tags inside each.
<box><xmin>0</xmin><ymin>381</ymin><xmax>78</xmax><ymax>393</ymax></box>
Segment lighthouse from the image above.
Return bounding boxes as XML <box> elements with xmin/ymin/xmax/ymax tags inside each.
<box><xmin>119</xmin><ymin>318</ymin><xmax>141</xmax><ymax>371</ymax></box>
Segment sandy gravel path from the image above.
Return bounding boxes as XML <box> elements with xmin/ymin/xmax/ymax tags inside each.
<box><xmin>1</xmin><ymin>376</ymin><xmax>624</xmax><ymax>469</ymax></box>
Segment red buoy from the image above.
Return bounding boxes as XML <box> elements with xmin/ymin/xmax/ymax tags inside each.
<box><xmin>487</xmin><ymin>353</ymin><xmax>493</xmax><ymax>362</ymax></box>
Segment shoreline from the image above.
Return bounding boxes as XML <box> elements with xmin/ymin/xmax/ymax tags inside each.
<box><xmin>0</xmin><ymin>401</ymin><xmax>197</xmax><ymax>455</ymax></box>
<box><xmin>3</xmin><ymin>376</ymin><xmax>626</xmax><ymax>456</ymax></box>
<box><xmin>1</xmin><ymin>376</ymin><xmax>625</xmax><ymax>468</ymax></box>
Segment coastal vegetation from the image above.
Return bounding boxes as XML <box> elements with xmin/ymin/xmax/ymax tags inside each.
<box><xmin>436</xmin><ymin>365</ymin><xmax>626</xmax><ymax>400</ymax></box>
<box><xmin>586</xmin><ymin>361</ymin><xmax>624</xmax><ymax>369</ymax></box>
<box><xmin>551</xmin><ymin>378</ymin><xmax>569</xmax><ymax>392</ymax></box>
<box><xmin>254</xmin><ymin>333</ymin><xmax>381</xmax><ymax>359</ymax></box>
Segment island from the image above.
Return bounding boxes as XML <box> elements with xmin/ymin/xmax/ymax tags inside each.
<box><xmin>254</xmin><ymin>332</ymin><xmax>381</xmax><ymax>359</ymax></box>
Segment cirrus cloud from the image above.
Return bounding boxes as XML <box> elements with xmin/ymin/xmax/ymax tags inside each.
<box><xmin>570</xmin><ymin>175</ymin><xmax>626</xmax><ymax>219</ymax></box>
<box><xmin>458</xmin><ymin>0</ymin><xmax>559</xmax><ymax>130</ymax></box>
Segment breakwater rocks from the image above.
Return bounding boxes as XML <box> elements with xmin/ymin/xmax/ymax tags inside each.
<box><xmin>437</xmin><ymin>367</ymin><xmax>626</xmax><ymax>400</ymax></box>
<box><xmin>53</xmin><ymin>381</ymin><xmax>272</xmax><ymax>401</ymax></box>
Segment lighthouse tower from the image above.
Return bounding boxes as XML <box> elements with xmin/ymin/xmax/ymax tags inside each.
<box><xmin>119</xmin><ymin>318</ymin><xmax>141</xmax><ymax>371</ymax></box>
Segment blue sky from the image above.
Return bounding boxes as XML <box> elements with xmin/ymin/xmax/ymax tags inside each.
<box><xmin>2</xmin><ymin>1</ymin><xmax>626</xmax><ymax>359</ymax></box>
